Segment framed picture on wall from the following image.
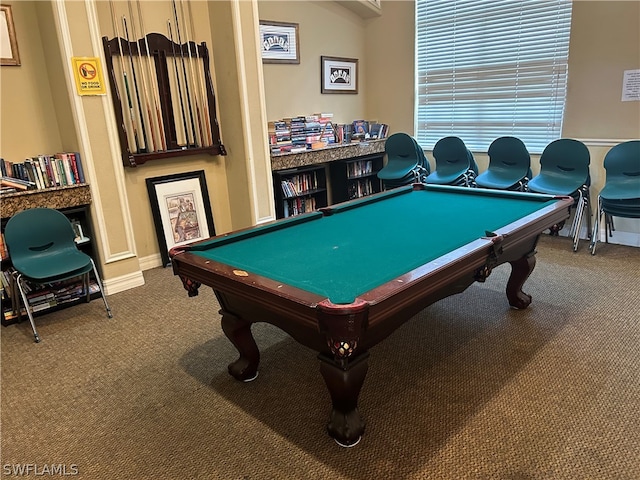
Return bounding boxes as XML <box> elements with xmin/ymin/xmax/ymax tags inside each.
<box><xmin>321</xmin><ymin>56</ymin><xmax>358</xmax><ymax>94</ymax></box>
<box><xmin>146</xmin><ymin>170</ymin><xmax>215</xmax><ymax>267</ymax></box>
<box><xmin>259</xmin><ymin>20</ymin><xmax>300</xmax><ymax>64</ymax></box>
<box><xmin>1</xmin><ymin>4</ymin><xmax>21</xmax><ymax>66</ymax></box>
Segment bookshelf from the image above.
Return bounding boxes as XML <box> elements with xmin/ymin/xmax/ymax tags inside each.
<box><xmin>271</xmin><ymin>139</ymin><xmax>386</xmax><ymax>218</ymax></box>
<box><xmin>273</xmin><ymin>165</ymin><xmax>328</xmax><ymax>219</ymax></box>
<box><xmin>0</xmin><ymin>185</ymin><xmax>101</xmax><ymax>326</ymax></box>
<box><xmin>329</xmin><ymin>154</ymin><xmax>384</xmax><ymax>204</ymax></box>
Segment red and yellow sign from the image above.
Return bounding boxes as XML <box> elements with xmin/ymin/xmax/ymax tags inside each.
<box><xmin>71</xmin><ymin>57</ymin><xmax>106</xmax><ymax>95</ymax></box>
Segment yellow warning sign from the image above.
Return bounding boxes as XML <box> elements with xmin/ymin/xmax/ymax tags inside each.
<box><xmin>71</xmin><ymin>57</ymin><xmax>106</xmax><ymax>95</ymax></box>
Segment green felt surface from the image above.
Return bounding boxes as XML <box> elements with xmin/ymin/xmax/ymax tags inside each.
<box><xmin>192</xmin><ymin>187</ymin><xmax>557</xmax><ymax>304</ymax></box>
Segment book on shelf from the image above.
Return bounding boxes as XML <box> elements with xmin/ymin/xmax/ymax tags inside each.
<box><xmin>369</xmin><ymin>123</ymin><xmax>383</xmax><ymax>139</ymax></box>
<box><xmin>75</xmin><ymin>153</ymin><xmax>86</xmax><ymax>182</ymax></box>
<box><xmin>0</xmin><ymin>233</ymin><xmax>8</xmax><ymax>261</ymax></box>
<box><xmin>352</xmin><ymin>119</ymin><xmax>369</xmax><ymax>136</ymax></box>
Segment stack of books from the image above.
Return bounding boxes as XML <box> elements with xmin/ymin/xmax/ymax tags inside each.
<box><xmin>289</xmin><ymin>116</ymin><xmax>308</xmax><ymax>153</ymax></box>
<box><xmin>268</xmin><ymin>121</ymin><xmax>292</xmax><ymax>154</ymax></box>
<box><xmin>1</xmin><ymin>273</ymin><xmax>100</xmax><ymax>321</ymax></box>
<box><xmin>0</xmin><ymin>176</ymin><xmax>36</xmax><ymax>194</ymax></box>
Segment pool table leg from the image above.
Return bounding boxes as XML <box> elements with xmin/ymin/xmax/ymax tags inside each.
<box><xmin>506</xmin><ymin>252</ymin><xmax>536</xmax><ymax>309</ymax></box>
<box><xmin>319</xmin><ymin>352</ymin><xmax>369</xmax><ymax>447</ymax></box>
<box><xmin>221</xmin><ymin>311</ymin><xmax>260</xmax><ymax>382</ymax></box>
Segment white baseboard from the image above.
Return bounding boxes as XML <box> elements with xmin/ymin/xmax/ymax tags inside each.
<box><xmin>102</xmin><ymin>270</ymin><xmax>145</xmax><ymax>295</ymax></box>
<box><xmin>557</xmin><ymin>224</ymin><xmax>640</xmax><ymax>248</ymax></box>
<box><xmin>100</xmin><ymin>254</ymin><xmax>167</xmax><ymax>295</ymax></box>
<box><xmin>138</xmin><ymin>253</ymin><xmax>164</xmax><ymax>271</ymax></box>
<box><xmin>594</xmin><ymin>229</ymin><xmax>640</xmax><ymax>248</ymax></box>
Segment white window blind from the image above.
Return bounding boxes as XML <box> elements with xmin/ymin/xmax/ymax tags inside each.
<box><xmin>415</xmin><ymin>0</ymin><xmax>572</xmax><ymax>153</ymax></box>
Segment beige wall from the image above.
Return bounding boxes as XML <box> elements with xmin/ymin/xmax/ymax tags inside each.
<box><xmin>2</xmin><ymin>0</ymin><xmax>639</xmax><ymax>293</ymax></box>
<box><xmin>259</xmin><ymin>1</ymin><xmax>369</xmax><ymax>124</ymax></box>
<box><xmin>0</xmin><ymin>2</ymin><xmax>63</xmax><ymax>157</ymax></box>
<box><xmin>364</xmin><ymin>0</ymin><xmax>415</xmax><ymax>136</ymax></box>
<box><xmin>564</xmin><ymin>1</ymin><xmax>640</xmax><ymax>140</ymax></box>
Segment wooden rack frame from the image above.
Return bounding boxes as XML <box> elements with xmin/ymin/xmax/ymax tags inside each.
<box><xmin>103</xmin><ymin>33</ymin><xmax>226</xmax><ymax>167</ymax></box>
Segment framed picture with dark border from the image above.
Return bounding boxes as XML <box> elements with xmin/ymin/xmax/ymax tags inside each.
<box><xmin>321</xmin><ymin>56</ymin><xmax>358</xmax><ymax>94</ymax></box>
<box><xmin>146</xmin><ymin>170</ymin><xmax>215</xmax><ymax>267</ymax></box>
<box><xmin>1</xmin><ymin>4</ymin><xmax>21</xmax><ymax>66</ymax></box>
<box><xmin>259</xmin><ymin>20</ymin><xmax>300</xmax><ymax>64</ymax></box>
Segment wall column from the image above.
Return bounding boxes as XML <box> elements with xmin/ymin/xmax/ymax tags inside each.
<box><xmin>208</xmin><ymin>0</ymin><xmax>275</xmax><ymax>229</ymax></box>
<box><xmin>46</xmin><ymin>0</ymin><xmax>144</xmax><ymax>293</ymax></box>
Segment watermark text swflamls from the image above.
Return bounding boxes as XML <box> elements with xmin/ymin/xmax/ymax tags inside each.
<box><xmin>2</xmin><ymin>464</ymin><xmax>79</xmax><ymax>476</ymax></box>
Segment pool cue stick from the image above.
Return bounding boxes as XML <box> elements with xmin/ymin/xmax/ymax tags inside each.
<box><xmin>109</xmin><ymin>0</ymin><xmax>141</xmax><ymax>154</ymax></box>
<box><xmin>123</xmin><ymin>15</ymin><xmax>149</xmax><ymax>152</ymax></box>
<box><xmin>127</xmin><ymin>0</ymin><xmax>158</xmax><ymax>153</ymax></box>
<box><xmin>186</xmin><ymin>0</ymin><xmax>213</xmax><ymax>146</ymax></box>
<box><xmin>172</xmin><ymin>0</ymin><xmax>197</xmax><ymax>147</ymax></box>
<box><xmin>181</xmin><ymin>0</ymin><xmax>208</xmax><ymax>147</ymax></box>
<box><xmin>168</xmin><ymin>20</ymin><xmax>190</xmax><ymax>148</ymax></box>
<box><xmin>136</xmin><ymin>0</ymin><xmax>166</xmax><ymax>151</ymax></box>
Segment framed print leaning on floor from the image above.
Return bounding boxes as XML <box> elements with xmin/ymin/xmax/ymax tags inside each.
<box><xmin>146</xmin><ymin>170</ymin><xmax>215</xmax><ymax>267</ymax></box>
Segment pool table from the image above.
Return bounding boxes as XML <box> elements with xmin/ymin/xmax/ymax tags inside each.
<box><xmin>170</xmin><ymin>183</ymin><xmax>572</xmax><ymax>446</ymax></box>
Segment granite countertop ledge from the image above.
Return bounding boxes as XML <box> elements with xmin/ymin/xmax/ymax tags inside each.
<box><xmin>1</xmin><ymin>184</ymin><xmax>92</xmax><ymax>219</ymax></box>
<box><xmin>270</xmin><ymin>139</ymin><xmax>386</xmax><ymax>171</ymax></box>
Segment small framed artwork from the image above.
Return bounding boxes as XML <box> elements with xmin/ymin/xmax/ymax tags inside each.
<box><xmin>321</xmin><ymin>56</ymin><xmax>358</xmax><ymax>94</ymax></box>
<box><xmin>1</xmin><ymin>4</ymin><xmax>21</xmax><ymax>66</ymax></box>
<box><xmin>259</xmin><ymin>20</ymin><xmax>300</xmax><ymax>64</ymax></box>
<box><xmin>146</xmin><ymin>170</ymin><xmax>215</xmax><ymax>267</ymax></box>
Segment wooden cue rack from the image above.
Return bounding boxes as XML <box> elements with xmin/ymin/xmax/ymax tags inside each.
<box><xmin>102</xmin><ymin>33</ymin><xmax>226</xmax><ymax>167</ymax></box>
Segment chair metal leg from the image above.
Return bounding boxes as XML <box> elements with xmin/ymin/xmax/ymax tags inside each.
<box><xmin>585</xmin><ymin>190</ymin><xmax>592</xmax><ymax>240</ymax></box>
<box><xmin>590</xmin><ymin>196</ymin><xmax>602</xmax><ymax>255</ymax></box>
<box><xmin>607</xmin><ymin>214</ymin><xmax>615</xmax><ymax>239</ymax></box>
<box><xmin>570</xmin><ymin>190</ymin><xmax>588</xmax><ymax>252</ymax></box>
<box><xmin>572</xmin><ymin>201</ymin><xmax>583</xmax><ymax>252</ymax></box>
<box><xmin>90</xmin><ymin>259</ymin><xmax>112</xmax><ymax>318</ymax></box>
<box><xmin>14</xmin><ymin>273</ymin><xmax>41</xmax><ymax>343</ymax></box>
<box><xmin>568</xmin><ymin>193</ymin><xmax>582</xmax><ymax>237</ymax></box>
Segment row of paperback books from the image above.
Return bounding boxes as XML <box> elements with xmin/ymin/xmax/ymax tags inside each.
<box><xmin>283</xmin><ymin>196</ymin><xmax>317</xmax><ymax>218</ymax></box>
<box><xmin>0</xmin><ymin>152</ymin><xmax>86</xmax><ymax>193</ymax></box>
<box><xmin>347</xmin><ymin>178</ymin><xmax>379</xmax><ymax>200</ymax></box>
<box><xmin>279</xmin><ymin>171</ymin><xmax>320</xmax><ymax>198</ymax></box>
<box><xmin>346</xmin><ymin>160</ymin><xmax>375</xmax><ymax>179</ymax></box>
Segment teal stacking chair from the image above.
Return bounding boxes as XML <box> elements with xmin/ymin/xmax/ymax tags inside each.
<box><xmin>590</xmin><ymin>140</ymin><xmax>640</xmax><ymax>255</ymax></box>
<box><xmin>4</xmin><ymin>208</ymin><xmax>112</xmax><ymax>342</ymax></box>
<box><xmin>527</xmin><ymin>139</ymin><xmax>592</xmax><ymax>251</ymax></box>
<box><xmin>426</xmin><ymin>136</ymin><xmax>476</xmax><ymax>187</ymax></box>
<box><xmin>476</xmin><ymin>137</ymin><xmax>532</xmax><ymax>191</ymax></box>
<box><xmin>378</xmin><ymin>133</ymin><xmax>430</xmax><ymax>189</ymax></box>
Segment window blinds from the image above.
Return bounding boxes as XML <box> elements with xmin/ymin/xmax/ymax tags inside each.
<box><xmin>415</xmin><ymin>0</ymin><xmax>572</xmax><ymax>153</ymax></box>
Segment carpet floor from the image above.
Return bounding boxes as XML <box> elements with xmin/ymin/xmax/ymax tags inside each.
<box><xmin>1</xmin><ymin>235</ymin><xmax>639</xmax><ymax>479</ymax></box>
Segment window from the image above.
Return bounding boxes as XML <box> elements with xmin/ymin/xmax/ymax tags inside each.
<box><xmin>415</xmin><ymin>0</ymin><xmax>572</xmax><ymax>153</ymax></box>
